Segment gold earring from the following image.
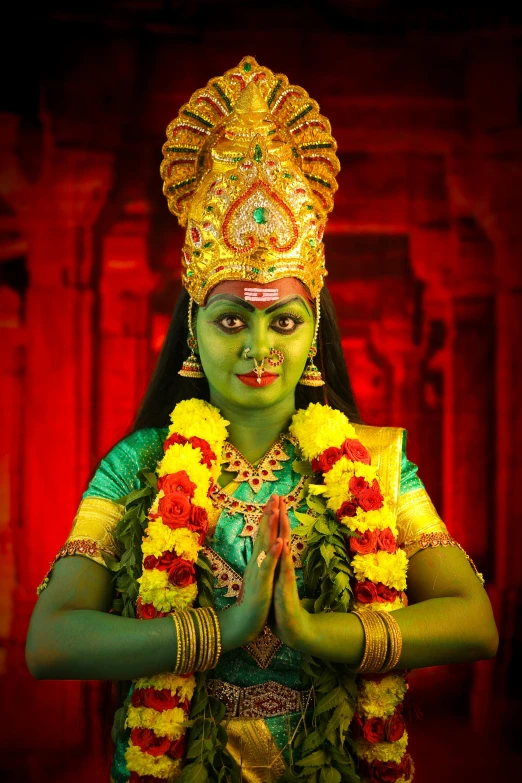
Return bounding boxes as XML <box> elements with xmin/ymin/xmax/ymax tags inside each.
<box><xmin>299</xmin><ymin>294</ymin><xmax>325</xmax><ymax>387</ymax></box>
<box><xmin>179</xmin><ymin>297</ymin><xmax>205</xmax><ymax>378</ymax></box>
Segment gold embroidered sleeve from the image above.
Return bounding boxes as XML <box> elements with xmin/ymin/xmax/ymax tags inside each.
<box><xmin>398</xmin><ymin>488</ymin><xmax>484</xmax><ymax>584</ymax></box>
<box><xmin>37</xmin><ymin>497</ymin><xmax>125</xmax><ymax>595</ymax></box>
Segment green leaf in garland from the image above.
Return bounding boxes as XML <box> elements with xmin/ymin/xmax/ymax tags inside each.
<box><xmin>319</xmin><ymin>767</ymin><xmax>342</xmax><ymax>783</ymax></box>
<box><xmin>314</xmin><ymin>685</ymin><xmax>346</xmax><ymax>716</ymax></box>
<box><xmin>296</xmin><ymin>748</ymin><xmax>330</xmax><ymax>767</ymax></box>
<box><xmin>320</xmin><ymin>542</ymin><xmax>335</xmax><ymax>566</ymax></box>
<box><xmin>292</xmin><ymin>459</ymin><xmax>314</xmax><ymax>476</ymax></box>
<box><xmin>314</xmin><ymin>517</ymin><xmax>331</xmax><ymax>536</ymax></box>
<box><xmin>307</xmin><ymin>494</ymin><xmax>327</xmax><ymax>513</ymax></box>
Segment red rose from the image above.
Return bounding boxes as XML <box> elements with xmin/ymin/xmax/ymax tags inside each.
<box><xmin>311</xmin><ymin>457</ymin><xmax>321</xmax><ymax>473</ymax></box>
<box><xmin>337</xmin><ymin>500</ymin><xmax>359</xmax><ymax>520</ymax></box>
<box><xmin>143</xmin><ymin>555</ymin><xmax>159</xmax><ymax>570</ymax></box>
<box><xmin>343</xmin><ymin>439</ymin><xmax>371</xmax><ymax>465</ymax></box>
<box><xmin>349</xmin><ymin>529</ymin><xmax>378</xmax><ymax>554</ymax></box>
<box><xmin>168</xmin><ymin>735</ymin><xmax>187</xmax><ymax>759</ymax></box>
<box><xmin>400</xmin><ymin>754</ymin><xmax>413</xmax><ymax>780</ymax></box>
<box><xmin>376</xmin><ymin>583</ymin><xmax>397</xmax><ymax>603</ymax></box>
<box><xmin>155</xmin><ymin>551</ymin><xmax>177</xmax><ymax>571</ymax></box>
<box><xmin>351</xmin><ymin>711</ymin><xmax>364</xmax><ymax>739</ymax></box>
<box><xmin>130</xmin><ymin>727</ymin><xmax>155</xmax><ymax>751</ymax></box>
<box><xmin>158</xmin><ymin>491</ymin><xmax>191</xmax><ymax>529</ymax></box>
<box><xmin>131</xmin><ymin>688</ymin><xmax>147</xmax><ymax>707</ymax></box>
<box><xmin>354</xmin><ymin>580</ymin><xmax>378</xmax><ymax>603</ymax></box>
<box><xmin>143</xmin><ymin>687</ymin><xmax>179</xmax><ymax>712</ymax></box>
<box><xmin>163</xmin><ymin>432</ymin><xmax>188</xmax><ymax>452</ymax></box>
<box><xmin>363</xmin><ymin>716</ymin><xmax>386</xmax><ymax>744</ymax></box>
<box><xmin>146</xmin><ymin>733</ymin><xmax>172</xmax><ymax>757</ymax></box>
<box><xmin>369</xmin><ymin>760</ymin><xmax>402</xmax><ymax>783</ymax></box>
<box><xmin>188</xmin><ymin>505</ymin><xmax>209</xmax><ymax>542</ymax></box>
<box><xmin>378</xmin><ymin>528</ymin><xmax>398</xmax><ymax>554</ymax></box>
<box><xmin>386</xmin><ymin>710</ymin><xmax>405</xmax><ymax>742</ymax></box>
<box><xmin>316</xmin><ymin>446</ymin><xmax>343</xmax><ymax>473</ymax></box>
<box><xmin>167</xmin><ymin>557</ymin><xmax>196</xmax><ymax>588</ymax></box>
<box><xmin>358</xmin><ymin>486</ymin><xmax>384</xmax><ymax>512</ymax></box>
<box><xmin>137</xmin><ymin>600</ymin><xmax>158</xmax><ymax>620</ymax></box>
<box><xmin>158</xmin><ymin>470</ymin><xmax>196</xmax><ymax>498</ymax></box>
<box><xmin>189</xmin><ymin>436</ymin><xmax>217</xmax><ymax>468</ymax></box>
<box><xmin>349</xmin><ymin>475</ymin><xmax>370</xmax><ymax>496</ymax></box>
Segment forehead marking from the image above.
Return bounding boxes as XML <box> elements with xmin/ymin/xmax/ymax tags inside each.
<box><xmin>243</xmin><ymin>287</ymin><xmax>279</xmax><ymax>302</ymax></box>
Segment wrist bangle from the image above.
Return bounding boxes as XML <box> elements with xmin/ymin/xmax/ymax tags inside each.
<box><xmin>379</xmin><ymin>611</ymin><xmax>403</xmax><ymax>672</ymax></box>
<box><xmin>353</xmin><ymin>609</ymin><xmax>388</xmax><ymax>674</ymax></box>
<box><xmin>172</xmin><ymin>613</ymin><xmax>183</xmax><ymax>674</ymax></box>
<box><xmin>207</xmin><ymin>606</ymin><xmax>222</xmax><ymax>670</ymax></box>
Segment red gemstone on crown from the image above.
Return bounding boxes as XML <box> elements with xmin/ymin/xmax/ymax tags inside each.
<box><xmin>252</xmin><ymin>478</ymin><xmax>260</xmax><ymax>485</ymax></box>
<box><xmin>246</xmin><ymin>525</ymin><xmax>253</xmax><ymax>532</ymax></box>
<box><xmin>269</xmin><ymin>459</ymin><xmax>277</xmax><ymax>465</ymax></box>
<box><xmin>234</xmin><ymin>460</ymin><xmax>241</xmax><ymax>467</ymax></box>
<box><xmin>232</xmin><ymin>584</ymin><xmax>239</xmax><ymax>591</ymax></box>
<box><xmin>261</xmin><ymin>470</ymin><xmax>268</xmax><ymax>476</ymax></box>
<box><xmin>231</xmin><ymin>501</ymin><xmax>239</xmax><ymax>508</ymax></box>
<box><xmin>221</xmin><ymin>573</ymin><xmax>229</xmax><ymax>580</ymax></box>
<box><xmin>226</xmin><ymin>452</ymin><xmax>232</xmax><ymax>458</ymax></box>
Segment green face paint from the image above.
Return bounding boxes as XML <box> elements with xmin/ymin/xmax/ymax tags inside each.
<box><xmin>196</xmin><ymin>289</ymin><xmax>314</xmax><ymax>416</ymax></box>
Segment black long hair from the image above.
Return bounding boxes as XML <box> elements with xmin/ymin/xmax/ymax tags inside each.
<box><xmin>131</xmin><ymin>284</ymin><xmax>361</xmax><ymax>432</ymax></box>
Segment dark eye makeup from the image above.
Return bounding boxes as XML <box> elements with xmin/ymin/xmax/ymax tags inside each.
<box><xmin>212</xmin><ymin>310</ymin><xmax>306</xmax><ymax>334</ymax></box>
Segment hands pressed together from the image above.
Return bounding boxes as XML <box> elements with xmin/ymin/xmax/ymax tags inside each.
<box><xmin>230</xmin><ymin>495</ymin><xmax>311</xmax><ymax>651</ymax></box>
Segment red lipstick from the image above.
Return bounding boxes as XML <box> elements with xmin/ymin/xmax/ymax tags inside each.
<box><xmin>236</xmin><ymin>371</ymin><xmax>278</xmax><ymax>388</ymax></box>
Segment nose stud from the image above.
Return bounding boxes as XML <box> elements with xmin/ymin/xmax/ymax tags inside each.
<box><xmin>243</xmin><ymin>348</ymin><xmax>251</xmax><ymax>360</ymax></box>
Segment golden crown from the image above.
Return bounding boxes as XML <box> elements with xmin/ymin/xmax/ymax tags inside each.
<box><xmin>160</xmin><ymin>56</ymin><xmax>340</xmax><ymax>304</ymax></box>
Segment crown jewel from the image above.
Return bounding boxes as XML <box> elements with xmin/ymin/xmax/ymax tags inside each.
<box><xmin>161</xmin><ymin>56</ymin><xmax>340</xmax><ymax>304</ymax></box>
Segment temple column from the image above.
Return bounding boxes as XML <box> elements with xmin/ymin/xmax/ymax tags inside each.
<box><xmin>97</xmin><ymin>201</ymin><xmax>156</xmax><ymax>458</ymax></box>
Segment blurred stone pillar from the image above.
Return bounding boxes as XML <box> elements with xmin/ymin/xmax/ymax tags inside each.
<box><xmin>97</xmin><ymin>201</ymin><xmax>156</xmax><ymax>458</ymax></box>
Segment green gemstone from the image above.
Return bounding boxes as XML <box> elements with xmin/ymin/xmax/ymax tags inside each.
<box><xmin>204</xmin><ymin>241</ymin><xmax>212</xmax><ymax>248</ymax></box>
<box><xmin>268</xmin><ymin>266</ymin><xmax>276</xmax><ymax>273</ymax></box>
<box><xmin>187</xmin><ymin>270</ymin><xmax>193</xmax><ymax>276</ymax></box>
<box><xmin>252</xmin><ymin>207</ymin><xmax>268</xmax><ymax>224</ymax></box>
<box><xmin>206</xmin><ymin>205</ymin><xmax>213</xmax><ymax>212</ymax></box>
<box><xmin>230</xmin><ymin>174</ymin><xmax>238</xmax><ymax>181</ymax></box>
<box><xmin>309</xmin><ymin>239</ymin><xmax>316</xmax><ymax>248</ymax></box>
<box><xmin>193</xmin><ymin>250</ymin><xmax>201</xmax><ymax>257</ymax></box>
<box><xmin>252</xmin><ymin>267</ymin><xmax>260</xmax><ymax>274</ymax></box>
<box><xmin>243</xmin><ymin>62</ymin><xmax>252</xmax><ymax>72</ymax></box>
<box><xmin>283</xmin><ymin>172</ymin><xmax>293</xmax><ymax>179</ymax></box>
<box><xmin>307</xmin><ymin>205</ymin><xmax>314</xmax><ymax>210</ymax></box>
<box><xmin>254</xmin><ymin>144</ymin><xmax>263</xmax><ymax>163</ymax></box>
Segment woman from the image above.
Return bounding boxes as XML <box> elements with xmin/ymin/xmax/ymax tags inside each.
<box><xmin>26</xmin><ymin>57</ymin><xmax>498</xmax><ymax>783</ymax></box>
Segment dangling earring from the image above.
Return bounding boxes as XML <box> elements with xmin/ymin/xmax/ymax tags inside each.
<box><xmin>179</xmin><ymin>297</ymin><xmax>206</xmax><ymax>378</ymax></box>
<box><xmin>299</xmin><ymin>294</ymin><xmax>325</xmax><ymax>387</ymax></box>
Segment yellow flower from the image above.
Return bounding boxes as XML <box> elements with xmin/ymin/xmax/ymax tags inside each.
<box><xmin>135</xmin><ymin>673</ymin><xmax>196</xmax><ymax>701</ymax></box>
<box><xmin>125</xmin><ymin>743</ymin><xmax>181</xmax><ymax>778</ymax></box>
<box><xmin>339</xmin><ymin>505</ymin><xmax>398</xmax><ymax>536</ymax></box>
<box><xmin>142</xmin><ymin>523</ymin><xmax>201</xmax><ymax>562</ymax></box>
<box><xmin>358</xmin><ymin>674</ymin><xmax>408</xmax><ymax>719</ymax></box>
<box><xmin>137</xmin><ymin>570</ymin><xmax>198</xmax><ymax>613</ymax></box>
<box><xmin>354</xmin><ymin>732</ymin><xmax>408</xmax><ymax>763</ymax></box>
<box><xmin>158</xmin><ymin>443</ymin><xmax>214</xmax><ymax>511</ymax></box>
<box><xmin>352</xmin><ymin>550</ymin><xmax>408</xmax><ymax>591</ymax></box>
<box><xmin>352</xmin><ymin>597</ymin><xmax>405</xmax><ymax>613</ymax></box>
<box><xmin>126</xmin><ymin>705</ymin><xmax>187</xmax><ymax>741</ymax></box>
<box><xmin>290</xmin><ymin>403</ymin><xmax>356</xmax><ymax>460</ymax></box>
<box><xmin>169</xmin><ymin>399</ymin><xmax>229</xmax><ymax>454</ymax></box>
<box><xmin>322</xmin><ymin>457</ymin><xmax>381</xmax><ymax>513</ymax></box>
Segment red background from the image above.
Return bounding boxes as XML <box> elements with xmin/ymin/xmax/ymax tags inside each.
<box><xmin>1</xmin><ymin>2</ymin><xmax>521</xmax><ymax>780</ymax></box>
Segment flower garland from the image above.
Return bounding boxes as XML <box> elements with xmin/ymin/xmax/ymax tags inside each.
<box><xmin>124</xmin><ymin>399</ymin><xmax>229</xmax><ymax>782</ymax></box>
<box><xmin>115</xmin><ymin>399</ymin><xmax>414</xmax><ymax>783</ymax></box>
<box><xmin>290</xmin><ymin>404</ymin><xmax>414</xmax><ymax>783</ymax></box>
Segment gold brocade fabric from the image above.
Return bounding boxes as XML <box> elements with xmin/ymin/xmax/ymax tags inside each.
<box><xmin>397</xmin><ymin>487</ymin><xmax>448</xmax><ymax>558</ymax></box>
<box><xmin>63</xmin><ymin>497</ymin><xmax>125</xmax><ymax>566</ymax></box>
<box><xmin>353</xmin><ymin>423</ymin><xmax>404</xmax><ymax>517</ymax></box>
<box><xmin>225</xmin><ymin>717</ymin><xmax>287</xmax><ymax>782</ymax></box>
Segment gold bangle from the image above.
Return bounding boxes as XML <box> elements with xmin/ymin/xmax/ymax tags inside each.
<box><xmin>379</xmin><ymin>611</ymin><xmax>403</xmax><ymax>672</ymax></box>
<box><xmin>172</xmin><ymin>613</ymin><xmax>183</xmax><ymax>674</ymax></box>
<box><xmin>354</xmin><ymin>610</ymin><xmax>388</xmax><ymax>674</ymax></box>
<box><xmin>207</xmin><ymin>606</ymin><xmax>222</xmax><ymax>670</ymax></box>
<box><xmin>178</xmin><ymin>610</ymin><xmax>197</xmax><ymax>674</ymax></box>
<box><xmin>193</xmin><ymin>608</ymin><xmax>209</xmax><ymax>672</ymax></box>
<box><xmin>200</xmin><ymin>608</ymin><xmax>216</xmax><ymax>671</ymax></box>
<box><xmin>173</xmin><ymin>611</ymin><xmax>187</xmax><ymax>674</ymax></box>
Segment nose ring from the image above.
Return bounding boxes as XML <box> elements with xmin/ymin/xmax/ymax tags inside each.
<box><xmin>243</xmin><ymin>348</ymin><xmax>251</xmax><ymax>360</ymax></box>
<box><xmin>267</xmin><ymin>348</ymin><xmax>284</xmax><ymax>367</ymax></box>
<box><xmin>253</xmin><ymin>357</ymin><xmax>265</xmax><ymax>384</ymax></box>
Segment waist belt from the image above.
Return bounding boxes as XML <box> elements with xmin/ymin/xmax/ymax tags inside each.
<box><xmin>207</xmin><ymin>679</ymin><xmax>313</xmax><ymax>718</ymax></box>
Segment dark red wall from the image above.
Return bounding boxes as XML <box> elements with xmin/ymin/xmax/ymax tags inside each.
<box><xmin>1</xmin><ymin>2</ymin><xmax>521</xmax><ymax>780</ymax></box>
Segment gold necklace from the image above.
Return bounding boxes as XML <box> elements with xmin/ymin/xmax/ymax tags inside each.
<box><xmin>209</xmin><ymin>474</ymin><xmax>308</xmax><ymax>530</ymax></box>
<box><xmin>221</xmin><ymin>433</ymin><xmax>297</xmax><ymax>493</ymax></box>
